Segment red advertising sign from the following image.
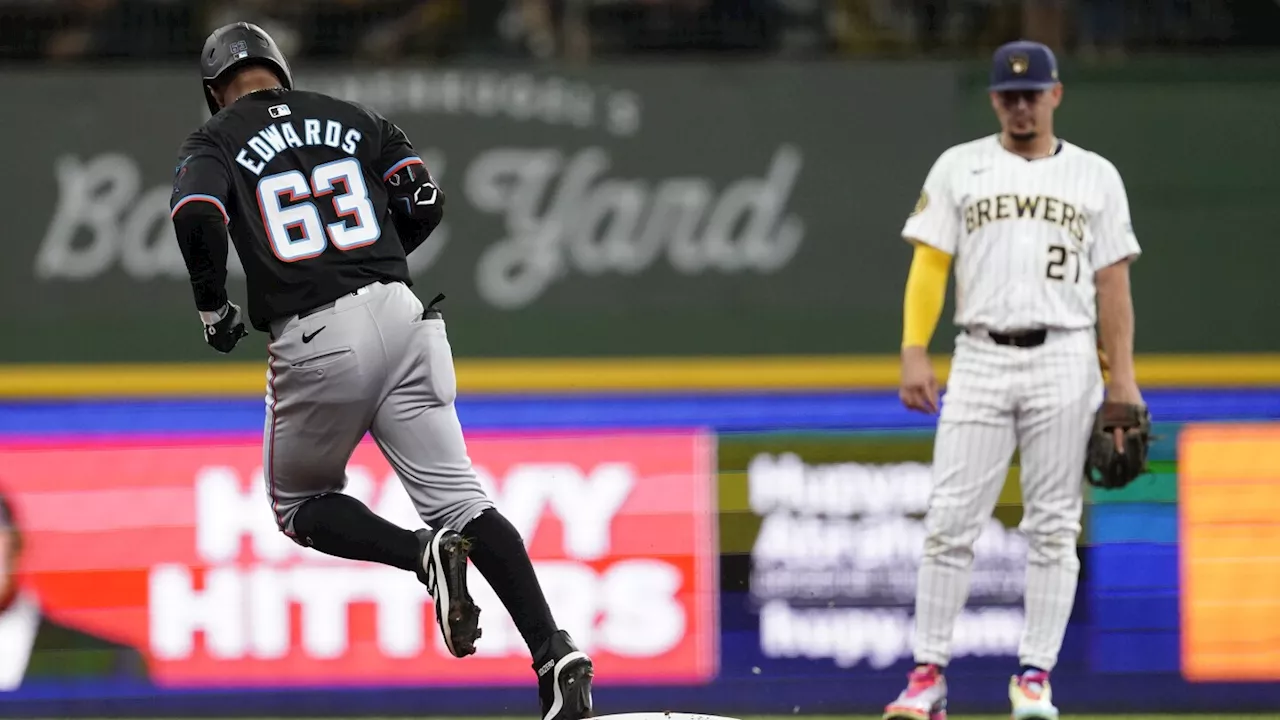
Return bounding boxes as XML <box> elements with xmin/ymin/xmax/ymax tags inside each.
<box><xmin>0</xmin><ymin>431</ymin><xmax>717</xmax><ymax>687</ymax></box>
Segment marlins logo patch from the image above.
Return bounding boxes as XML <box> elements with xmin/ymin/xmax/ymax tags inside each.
<box><xmin>911</xmin><ymin>190</ymin><xmax>929</xmax><ymax>217</ymax></box>
<box><xmin>173</xmin><ymin>155</ymin><xmax>192</xmax><ymax>193</ymax></box>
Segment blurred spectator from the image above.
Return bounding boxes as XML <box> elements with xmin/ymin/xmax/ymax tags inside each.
<box><xmin>1075</xmin><ymin>0</ymin><xmax>1124</xmax><ymax>61</ymax></box>
<box><xmin>497</xmin><ymin>0</ymin><xmax>582</xmax><ymax>60</ymax></box>
<box><xmin>908</xmin><ymin>0</ymin><xmax>951</xmax><ymax>53</ymax></box>
<box><xmin>202</xmin><ymin>0</ymin><xmax>303</xmax><ymax>58</ymax></box>
<box><xmin>0</xmin><ymin>0</ymin><xmax>1274</xmax><ymax>62</ymax></box>
<box><xmin>1135</xmin><ymin>0</ymin><xmax>1232</xmax><ymax>49</ymax></box>
<box><xmin>1072</xmin><ymin>0</ymin><xmax>1234</xmax><ymax>61</ymax></box>
<box><xmin>907</xmin><ymin>0</ymin><xmax>1002</xmax><ymax>54</ymax></box>
<box><xmin>587</xmin><ymin>0</ymin><xmax>785</xmax><ymax>56</ymax></box>
<box><xmin>1137</xmin><ymin>0</ymin><xmax>1195</xmax><ymax>47</ymax></box>
<box><xmin>44</xmin><ymin>0</ymin><xmax>194</xmax><ymax>61</ymax></box>
<box><xmin>828</xmin><ymin>0</ymin><xmax>1011</xmax><ymax>56</ymax></box>
<box><xmin>0</xmin><ymin>1</ymin><xmax>54</xmax><ymax>59</ymax></box>
<box><xmin>1021</xmin><ymin>0</ymin><xmax>1065</xmax><ymax>52</ymax></box>
<box><xmin>0</xmin><ymin>487</ymin><xmax>151</xmax><ymax>690</ymax></box>
<box><xmin>1230</xmin><ymin>0</ymin><xmax>1280</xmax><ymax>48</ymax></box>
<box><xmin>353</xmin><ymin>0</ymin><xmax>466</xmax><ymax>61</ymax></box>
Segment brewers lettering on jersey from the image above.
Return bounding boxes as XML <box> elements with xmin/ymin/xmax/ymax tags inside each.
<box><xmin>166</xmin><ymin>23</ymin><xmax>595</xmax><ymax>720</ymax></box>
<box><xmin>910</xmin><ymin>137</ymin><xmax>1134</xmax><ymax>331</ymax></box>
<box><xmin>885</xmin><ymin>41</ymin><xmax>1144</xmax><ymax>720</ymax></box>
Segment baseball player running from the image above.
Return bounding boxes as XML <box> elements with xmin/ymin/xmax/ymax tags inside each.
<box><xmin>884</xmin><ymin>41</ymin><xmax>1144</xmax><ymax>720</ymax></box>
<box><xmin>168</xmin><ymin>23</ymin><xmax>593</xmax><ymax>720</ymax></box>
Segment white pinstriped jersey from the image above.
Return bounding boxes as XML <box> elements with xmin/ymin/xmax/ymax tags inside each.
<box><xmin>902</xmin><ymin>135</ymin><xmax>1141</xmax><ymax>332</ymax></box>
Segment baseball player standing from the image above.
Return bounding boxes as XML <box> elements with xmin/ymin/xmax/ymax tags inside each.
<box><xmin>884</xmin><ymin>41</ymin><xmax>1144</xmax><ymax>720</ymax></box>
<box><xmin>167</xmin><ymin>23</ymin><xmax>593</xmax><ymax>720</ymax></box>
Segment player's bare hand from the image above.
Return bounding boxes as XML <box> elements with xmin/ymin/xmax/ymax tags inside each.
<box><xmin>1105</xmin><ymin>380</ymin><xmax>1144</xmax><ymax>452</ymax></box>
<box><xmin>900</xmin><ymin>346</ymin><xmax>940</xmax><ymax>414</ymax></box>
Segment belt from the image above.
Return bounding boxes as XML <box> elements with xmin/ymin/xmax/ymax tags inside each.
<box><xmin>298</xmin><ymin>299</ymin><xmax>342</xmax><ymax>320</ymax></box>
<box><xmin>297</xmin><ymin>287</ymin><xmax>446</xmax><ymax>322</ymax></box>
<box><xmin>296</xmin><ymin>281</ymin><xmax>388</xmax><ymax>320</ymax></box>
<box><xmin>298</xmin><ymin>294</ymin><xmax>357</xmax><ymax>319</ymax></box>
<box><xmin>966</xmin><ymin>328</ymin><xmax>1048</xmax><ymax>348</ymax></box>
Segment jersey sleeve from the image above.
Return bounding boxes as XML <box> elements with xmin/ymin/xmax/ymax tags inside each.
<box><xmin>375</xmin><ymin>116</ymin><xmax>426</xmax><ymax>184</ymax></box>
<box><xmin>169</xmin><ymin>130</ymin><xmax>231</xmax><ymax>223</ymax></box>
<box><xmin>901</xmin><ymin>149</ymin><xmax>960</xmax><ymax>255</ymax></box>
<box><xmin>1089</xmin><ymin>158</ymin><xmax>1142</xmax><ymax>269</ymax></box>
<box><xmin>169</xmin><ymin>130</ymin><xmax>233</xmax><ymax>313</ymax></box>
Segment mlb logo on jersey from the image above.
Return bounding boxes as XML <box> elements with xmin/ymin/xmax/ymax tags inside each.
<box><xmin>269</xmin><ymin>104</ymin><xmax>292</xmax><ymax>119</ymax></box>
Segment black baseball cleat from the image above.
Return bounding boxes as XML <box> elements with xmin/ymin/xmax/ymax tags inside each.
<box><xmin>534</xmin><ymin>630</ymin><xmax>594</xmax><ymax>720</ymax></box>
<box><xmin>415</xmin><ymin>528</ymin><xmax>481</xmax><ymax>658</ymax></box>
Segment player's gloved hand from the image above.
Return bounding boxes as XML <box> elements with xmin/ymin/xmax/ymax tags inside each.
<box><xmin>201</xmin><ymin>302</ymin><xmax>249</xmax><ymax>354</ymax></box>
<box><xmin>1085</xmin><ymin>394</ymin><xmax>1152</xmax><ymax>490</ymax></box>
<box><xmin>1103</xmin><ymin>380</ymin><xmax>1144</xmax><ymax>451</ymax></box>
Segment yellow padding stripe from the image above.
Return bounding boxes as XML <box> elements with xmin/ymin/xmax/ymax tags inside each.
<box><xmin>0</xmin><ymin>354</ymin><xmax>1279</xmax><ymax>397</ymax></box>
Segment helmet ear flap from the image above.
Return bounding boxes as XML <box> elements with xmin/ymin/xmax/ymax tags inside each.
<box><xmin>203</xmin><ymin>81</ymin><xmax>221</xmax><ymax>116</ymax></box>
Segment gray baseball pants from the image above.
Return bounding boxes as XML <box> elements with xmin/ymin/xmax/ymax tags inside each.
<box><xmin>262</xmin><ymin>280</ymin><xmax>493</xmax><ymax>541</ymax></box>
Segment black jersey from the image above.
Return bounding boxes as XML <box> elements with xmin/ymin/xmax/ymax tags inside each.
<box><xmin>169</xmin><ymin>88</ymin><xmax>425</xmax><ymax>332</ymax></box>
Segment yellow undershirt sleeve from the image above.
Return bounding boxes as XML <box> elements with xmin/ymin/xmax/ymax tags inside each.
<box><xmin>902</xmin><ymin>242</ymin><xmax>952</xmax><ymax>349</ymax></box>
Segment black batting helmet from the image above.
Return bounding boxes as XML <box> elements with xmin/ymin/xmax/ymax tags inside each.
<box><xmin>200</xmin><ymin>22</ymin><xmax>294</xmax><ymax>116</ymax></box>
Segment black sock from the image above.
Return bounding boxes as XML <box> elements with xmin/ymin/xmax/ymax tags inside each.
<box><xmin>462</xmin><ymin>508</ymin><xmax>556</xmax><ymax>656</ymax></box>
<box><xmin>292</xmin><ymin>493</ymin><xmax>420</xmax><ymax>572</ymax></box>
<box><xmin>1020</xmin><ymin>665</ymin><xmax>1048</xmax><ymax>675</ymax></box>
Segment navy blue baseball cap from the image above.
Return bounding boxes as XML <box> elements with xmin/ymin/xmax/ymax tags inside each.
<box><xmin>989</xmin><ymin>40</ymin><xmax>1059</xmax><ymax>92</ymax></box>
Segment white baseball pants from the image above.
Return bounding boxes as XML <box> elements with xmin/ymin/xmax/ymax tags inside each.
<box><xmin>913</xmin><ymin>327</ymin><xmax>1103</xmax><ymax>671</ymax></box>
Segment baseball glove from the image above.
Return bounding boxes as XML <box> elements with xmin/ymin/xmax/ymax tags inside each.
<box><xmin>1085</xmin><ymin>401</ymin><xmax>1152</xmax><ymax>490</ymax></box>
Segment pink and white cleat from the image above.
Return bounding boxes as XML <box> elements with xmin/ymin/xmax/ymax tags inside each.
<box><xmin>884</xmin><ymin>665</ymin><xmax>948</xmax><ymax>720</ymax></box>
<box><xmin>1009</xmin><ymin>670</ymin><xmax>1059</xmax><ymax>720</ymax></box>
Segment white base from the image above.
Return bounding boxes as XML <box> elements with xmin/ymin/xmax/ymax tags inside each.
<box><xmin>593</xmin><ymin>713</ymin><xmax>744</xmax><ymax>720</ymax></box>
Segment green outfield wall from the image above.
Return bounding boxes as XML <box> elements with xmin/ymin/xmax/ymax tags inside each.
<box><xmin>3</xmin><ymin>58</ymin><xmax>1274</xmax><ymax>362</ymax></box>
